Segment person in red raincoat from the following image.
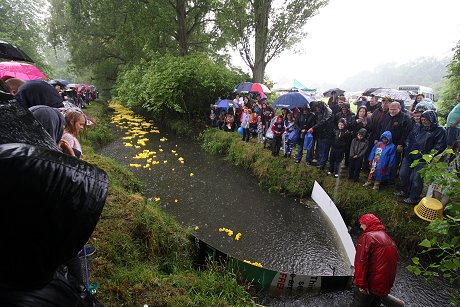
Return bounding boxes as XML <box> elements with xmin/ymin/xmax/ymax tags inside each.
<box><xmin>351</xmin><ymin>213</ymin><xmax>398</xmax><ymax>307</ymax></box>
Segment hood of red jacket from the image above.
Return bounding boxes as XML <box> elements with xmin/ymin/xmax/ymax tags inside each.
<box><xmin>359</xmin><ymin>213</ymin><xmax>385</xmax><ymax>232</ymax></box>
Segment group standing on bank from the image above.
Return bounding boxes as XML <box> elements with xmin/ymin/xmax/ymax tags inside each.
<box><xmin>210</xmin><ymin>90</ymin><xmax>460</xmax><ymax>206</ymax></box>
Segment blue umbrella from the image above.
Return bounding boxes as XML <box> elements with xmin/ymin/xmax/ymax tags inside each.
<box><xmin>216</xmin><ymin>99</ymin><xmax>239</xmax><ymax>109</ymax></box>
<box><xmin>272</xmin><ymin>92</ymin><xmax>312</xmax><ymax>109</ymax></box>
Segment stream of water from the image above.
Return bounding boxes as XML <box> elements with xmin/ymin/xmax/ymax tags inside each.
<box><xmin>97</xmin><ymin>105</ymin><xmax>453</xmax><ymax>306</ymax></box>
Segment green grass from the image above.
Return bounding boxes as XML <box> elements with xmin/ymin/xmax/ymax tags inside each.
<box><xmin>199</xmin><ymin>128</ymin><xmax>426</xmax><ymax>254</ymax></box>
<box><xmin>80</xmin><ymin>101</ymin><xmax>254</xmax><ymax>306</ymax></box>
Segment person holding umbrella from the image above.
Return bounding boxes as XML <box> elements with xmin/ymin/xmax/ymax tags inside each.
<box><xmin>308</xmin><ymin>101</ymin><xmax>334</xmax><ymax>170</ymax></box>
<box><xmin>294</xmin><ymin>104</ymin><xmax>316</xmax><ymax>164</ymax></box>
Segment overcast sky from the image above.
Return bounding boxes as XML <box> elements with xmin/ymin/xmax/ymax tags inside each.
<box><xmin>231</xmin><ymin>0</ymin><xmax>460</xmax><ymax>89</ymax></box>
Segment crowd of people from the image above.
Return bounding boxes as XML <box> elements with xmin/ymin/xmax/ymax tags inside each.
<box><xmin>0</xmin><ymin>77</ymin><xmax>102</xmax><ymax>305</ymax></box>
<box><xmin>211</xmin><ymin>90</ymin><xmax>460</xmax><ymax>206</ymax></box>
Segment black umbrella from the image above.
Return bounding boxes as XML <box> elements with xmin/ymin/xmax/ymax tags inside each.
<box><xmin>323</xmin><ymin>88</ymin><xmax>345</xmax><ymax>97</ymax></box>
<box><xmin>362</xmin><ymin>87</ymin><xmax>382</xmax><ymax>96</ymax></box>
<box><xmin>0</xmin><ymin>40</ymin><xmax>34</xmax><ymax>62</ymax></box>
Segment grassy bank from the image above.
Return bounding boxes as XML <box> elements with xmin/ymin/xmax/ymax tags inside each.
<box><xmin>199</xmin><ymin>128</ymin><xmax>427</xmax><ymax>254</ymax></box>
<box><xmin>80</xmin><ymin>102</ymin><xmax>254</xmax><ymax>306</ymax></box>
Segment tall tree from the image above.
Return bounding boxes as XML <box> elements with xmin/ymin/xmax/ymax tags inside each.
<box><xmin>217</xmin><ymin>0</ymin><xmax>328</xmax><ymax>82</ymax></box>
<box><xmin>0</xmin><ymin>0</ymin><xmax>48</xmax><ymax>69</ymax></box>
<box><xmin>47</xmin><ymin>0</ymin><xmax>224</xmax><ymax>89</ymax></box>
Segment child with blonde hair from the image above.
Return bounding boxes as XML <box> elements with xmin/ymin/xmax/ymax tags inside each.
<box><xmin>61</xmin><ymin>111</ymin><xmax>86</xmax><ymax>159</ymax></box>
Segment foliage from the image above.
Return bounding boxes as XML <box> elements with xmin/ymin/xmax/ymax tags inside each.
<box><xmin>114</xmin><ymin>53</ymin><xmax>248</xmax><ymax>121</ymax></box>
<box><xmin>0</xmin><ymin>0</ymin><xmax>49</xmax><ymax>72</ymax></box>
<box><xmin>81</xmin><ymin>102</ymin><xmax>254</xmax><ymax>306</ymax></box>
<box><xmin>47</xmin><ymin>0</ymin><xmax>228</xmax><ymax>90</ymax></box>
<box><xmin>406</xmin><ymin>149</ymin><xmax>460</xmax><ymax>306</ymax></box>
<box><xmin>437</xmin><ymin>41</ymin><xmax>460</xmax><ymax>120</ymax></box>
<box><xmin>80</xmin><ymin>100</ymin><xmax>114</xmax><ymax>148</ymax></box>
<box><xmin>200</xmin><ymin>128</ymin><xmax>425</xmax><ymax>252</ymax></box>
<box><xmin>216</xmin><ymin>0</ymin><xmax>328</xmax><ymax>82</ymax></box>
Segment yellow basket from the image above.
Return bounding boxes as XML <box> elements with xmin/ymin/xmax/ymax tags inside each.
<box><xmin>414</xmin><ymin>197</ymin><xmax>444</xmax><ymax>222</ymax></box>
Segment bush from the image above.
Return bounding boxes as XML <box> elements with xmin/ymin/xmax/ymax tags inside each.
<box><xmin>114</xmin><ymin>53</ymin><xmax>248</xmax><ymax>122</ymax></box>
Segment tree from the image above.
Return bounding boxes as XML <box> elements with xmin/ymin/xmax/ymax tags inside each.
<box><xmin>47</xmin><ymin>0</ymin><xmax>225</xmax><ymax>89</ymax></box>
<box><xmin>217</xmin><ymin>0</ymin><xmax>328</xmax><ymax>82</ymax></box>
<box><xmin>0</xmin><ymin>0</ymin><xmax>48</xmax><ymax>71</ymax></box>
<box><xmin>115</xmin><ymin>53</ymin><xmax>248</xmax><ymax>121</ymax></box>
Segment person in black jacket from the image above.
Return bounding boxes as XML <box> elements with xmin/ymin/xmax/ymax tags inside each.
<box><xmin>394</xmin><ymin>110</ymin><xmax>447</xmax><ymax>204</ymax></box>
<box><xmin>328</xmin><ymin>118</ymin><xmax>351</xmax><ymax>177</ymax></box>
<box><xmin>379</xmin><ymin>102</ymin><xmax>413</xmax><ymax>181</ymax></box>
<box><xmin>348</xmin><ymin>128</ymin><xmax>369</xmax><ymax>181</ymax></box>
<box><xmin>294</xmin><ymin>104</ymin><xmax>316</xmax><ymax>163</ymax></box>
<box><xmin>369</xmin><ymin>97</ymin><xmax>391</xmax><ymax>144</ymax></box>
<box><xmin>308</xmin><ymin>101</ymin><xmax>334</xmax><ymax>170</ymax></box>
<box><xmin>334</xmin><ymin>103</ymin><xmax>355</xmax><ymax>167</ymax></box>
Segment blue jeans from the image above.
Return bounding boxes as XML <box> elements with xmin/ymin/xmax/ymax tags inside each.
<box><xmin>399</xmin><ymin>157</ymin><xmax>424</xmax><ymax>199</ymax></box>
<box><xmin>446</xmin><ymin>127</ymin><xmax>460</xmax><ymax>147</ymax></box>
<box><xmin>296</xmin><ymin>138</ymin><xmax>312</xmax><ymax>162</ymax></box>
<box><xmin>317</xmin><ymin>138</ymin><xmax>332</xmax><ymax>167</ymax></box>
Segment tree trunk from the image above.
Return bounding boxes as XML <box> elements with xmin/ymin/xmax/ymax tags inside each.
<box><xmin>176</xmin><ymin>0</ymin><xmax>189</xmax><ymax>56</ymax></box>
<box><xmin>253</xmin><ymin>0</ymin><xmax>271</xmax><ymax>82</ymax></box>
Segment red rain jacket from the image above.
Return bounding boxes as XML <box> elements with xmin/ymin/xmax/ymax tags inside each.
<box><xmin>353</xmin><ymin>214</ymin><xmax>398</xmax><ymax>296</ymax></box>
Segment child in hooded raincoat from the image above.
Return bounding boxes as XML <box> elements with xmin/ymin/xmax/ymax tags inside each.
<box><xmin>363</xmin><ymin>130</ymin><xmax>396</xmax><ymax>190</ymax></box>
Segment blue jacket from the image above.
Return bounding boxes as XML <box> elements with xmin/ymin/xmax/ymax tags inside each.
<box><xmin>404</xmin><ymin>110</ymin><xmax>447</xmax><ymax>162</ymax></box>
<box><xmin>368</xmin><ymin>131</ymin><xmax>396</xmax><ymax>181</ymax></box>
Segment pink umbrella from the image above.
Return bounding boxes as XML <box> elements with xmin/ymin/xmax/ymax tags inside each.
<box><xmin>0</xmin><ymin>61</ymin><xmax>47</xmax><ymax>80</ymax></box>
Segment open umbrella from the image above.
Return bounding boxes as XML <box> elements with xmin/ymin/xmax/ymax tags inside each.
<box><xmin>370</xmin><ymin>88</ymin><xmax>411</xmax><ymax>101</ymax></box>
<box><xmin>323</xmin><ymin>88</ymin><xmax>345</xmax><ymax>97</ymax></box>
<box><xmin>234</xmin><ymin>82</ymin><xmax>271</xmax><ymax>94</ymax></box>
<box><xmin>272</xmin><ymin>91</ymin><xmax>312</xmax><ymax>109</ymax></box>
<box><xmin>0</xmin><ymin>41</ymin><xmax>34</xmax><ymax>62</ymax></box>
<box><xmin>216</xmin><ymin>99</ymin><xmax>239</xmax><ymax>109</ymax></box>
<box><xmin>0</xmin><ymin>61</ymin><xmax>47</xmax><ymax>80</ymax></box>
<box><xmin>362</xmin><ymin>87</ymin><xmax>382</xmax><ymax>96</ymax></box>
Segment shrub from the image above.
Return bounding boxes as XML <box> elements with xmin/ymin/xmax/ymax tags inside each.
<box><xmin>114</xmin><ymin>53</ymin><xmax>248</xmax><ymax>122</ymax></box>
